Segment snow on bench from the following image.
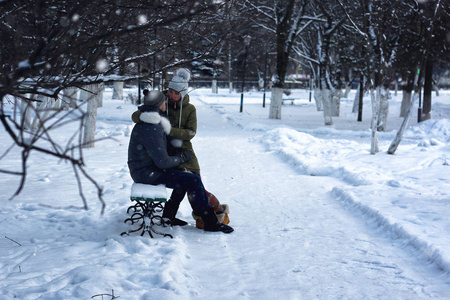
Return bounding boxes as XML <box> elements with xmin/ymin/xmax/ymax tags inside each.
<box><xmin>130</xmin><ymin>183</ymin><xmax>167</xmax><ymax>202</ymax></box>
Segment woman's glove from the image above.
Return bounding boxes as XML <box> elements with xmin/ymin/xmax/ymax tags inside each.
<box><xmin>170</xmin><ymin>138</ymin><xmax>183</xmax><ymax>148</ymax></box>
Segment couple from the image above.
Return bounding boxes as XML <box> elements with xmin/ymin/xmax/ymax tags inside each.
<box><xmin>127</xmin><ymin>75</ymin><xmax>233</xmax><ymax>234</ymax></box>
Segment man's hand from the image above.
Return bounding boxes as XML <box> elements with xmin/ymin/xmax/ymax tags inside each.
<box><xmin>179</xmin><ymin>150</ymin><xmax>192</xmax><ymax>163</ymax></box>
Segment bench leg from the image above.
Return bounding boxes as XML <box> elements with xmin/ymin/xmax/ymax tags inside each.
<box><xmin>121</xmin><ymin>201</ymin><xmax>173</xmax><ymax>238</ymax></box>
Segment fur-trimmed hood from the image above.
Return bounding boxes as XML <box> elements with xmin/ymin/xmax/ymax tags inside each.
<box><xmin>139</xmin><ymin>111</ymin><xmax>171</xmax><ymax>135</ymax></box>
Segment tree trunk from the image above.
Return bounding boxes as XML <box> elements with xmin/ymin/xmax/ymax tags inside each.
<box><xmin>331</xmin><ymin>89</ymin><xmax>341</xmax><ymax>117</ymax></box>
<box><xmin>79</xmin><ymin>86</ymin><xmax>91</xmax><ymax>103</ymax></box>
<box><xmin>20</xmin><ymin>97</ymin><xmax>33</xmax><ymax>130</ymax></box>
<box><xmin>228</xmin><ymin>39</ymin><xmax>233</xmax><ymax>94</ymax></box>
<box><xmin>377</xmin><ymin>87</ymin><xmax>389</xmax><ymax>132</ymax></box>
<box><xmin>352</xmin><ymin>84</ymin><xmax>360</xmax><ymax>113</ymax></box>
<box><xmin>212</xmin><ymin>79</ymin><xmax>218</xmax><ymax>94</ymax></box>
<box><xmin>39</xmin><ymin>97</ymin><xmax>58</xmax><ymax>123</ymax></box>
<box><xmin>400</xmin><ymin>72</ymin><xmax>414</xmax><ymax>117</ymax></box>
<box><xmin>343</xmin><ymin>69</ymin><xmax>352</xmax><ymax>98</ymax></box>
<box><xmin>82</xmin><ymin>84</ymin><xmax>98</xmax><ymax>148</ymax></box>
<box><xmin>388</xmin><ymin>91</ymin><xmax>419</xmax><ymax>154</ymax></box>
<box><xmin>97</xmin><ymin>83</ymin><xmax>104</xmax><ymax>107</ymax></box>
<box><xmin>400</xmin><ymin>90</ymin><xmax>412</xmax><ymax>117</ymax></box>
<box><xmin>112</xmin><ymin>81</ymin><xmax>123</xmax><ymax>100</ymax></box>
<box><xmin>370</xmin><ymin>88</ymin><xmax>380</xmax><ymax>154</ymax></box>
<box><xmin>358</xmin><ymin>80</ymin><xmax>363</xmax><ymax>122</ymax></box>
<box><xmin>62</xmin><ymin>87</ymin><xmax>78</xmax><ymax>109</ymax></box>
<box><xmin>269</xmin><ymin>87</ymin><xmax>283</xmax><ymax>119</ymax></box>
<box><xmin>422</xmin><ymin>59</ymin><xmax>432</xmax><ymax>121</ymax></box>
<box><xmin>31</xmin><ymin>95</ymin><xmax>49</xmax><ymax>130</ymax></box>
<box><xmin>320</xmin><ymin>88</ymin><xmax>333</xmax><ymax>126</ymax></box>
<box><xmin>314</xmin><ymin>87</ymin><xmax>323</xmax><ymax>111</ymax></box>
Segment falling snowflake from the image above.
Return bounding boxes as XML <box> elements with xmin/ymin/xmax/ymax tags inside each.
<box><xmin>96</xmin><ymin>59</ymin><xmax>108</xmax><ymax>73</ymax></box>
<box><xmin>138</xmin><ymin>14</ymin><xmax>147</xmax><ymax>25</ymax></box>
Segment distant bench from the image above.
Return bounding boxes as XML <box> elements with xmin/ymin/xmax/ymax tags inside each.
<box><xmin>282</xmin><ymin>98</ymin><xmax>296</xmax><ymax>105</ymax></box>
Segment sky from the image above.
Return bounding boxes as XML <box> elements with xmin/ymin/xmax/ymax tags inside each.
<box><xmin>0</xmin><ymin>86</ymin><xmax>449</xmax><ymax>299</ymax></box>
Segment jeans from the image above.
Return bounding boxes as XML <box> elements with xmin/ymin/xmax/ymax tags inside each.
<box><xmin>153</xmin><ymin>169</ymin><xmax>210</xmax><ymax>211</ymax></box>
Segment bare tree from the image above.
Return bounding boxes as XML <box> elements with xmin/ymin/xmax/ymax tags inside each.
<box><xmin>242</xmin><ymin>0</ymin><xmax>313</xmax><ymax>119</ymax></box>
<box><xmin>0</xmin><ymin>0</ymin><xmax>230</xmax><ymax>211</ymax></box>
<box><xmin>388</xmin><ymin>0</ymin><xmax>444</xmax><ymax>154</ymax></box>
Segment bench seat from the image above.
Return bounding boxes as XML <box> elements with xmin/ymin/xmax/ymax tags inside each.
<box><xmin>121</xmin><ymin>183</ymin><xmax>172</xmax><ymax>238</ymax></box>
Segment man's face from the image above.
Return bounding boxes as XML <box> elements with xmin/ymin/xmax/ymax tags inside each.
<box><xmin>159</xmin><ymin>99</ymin><xmax>167</xmax><ymax>112</ymax></box>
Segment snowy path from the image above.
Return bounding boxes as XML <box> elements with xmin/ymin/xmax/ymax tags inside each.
<box><xmin>178</xmin><ymin>99</ymin><xmax>450</xmax><ymax>299</ymax></box>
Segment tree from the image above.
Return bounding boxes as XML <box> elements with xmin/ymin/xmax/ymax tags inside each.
<box><xmin>388</xmin><ymin>0</ymin><xmax>445</xmax><ymax>154</ymax></box>
<box><xmin>312</xmin><ymin>1</ymin><xmax>346</xmax><ymax>125</ymax></box>
<box><xmin>0</xmin><ymin>0</ymin><xmax>229</xmax><ymax>211</ymax></box>
<box><xmin>243</xmin><ymin>0</ymin><xmax>313</xmax><ymax>119</ymax></box>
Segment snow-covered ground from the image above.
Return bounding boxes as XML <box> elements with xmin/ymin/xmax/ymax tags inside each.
<box><xmin>0</xmin><ymin>87</ymin><xmax>449</xmax><ymax>299</ymax></box>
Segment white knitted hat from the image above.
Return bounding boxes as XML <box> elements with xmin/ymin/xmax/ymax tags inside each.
<box><xmin>168</xmin><ymin>68</ymin><xmax>191</xmax><ymax>99</ymax></box>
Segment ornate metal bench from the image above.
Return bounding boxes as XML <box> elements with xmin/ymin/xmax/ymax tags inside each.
<box><xmin>120</xmin><ymin>183</ymin><xmax>173</xmax><ymax>238</ymax></box>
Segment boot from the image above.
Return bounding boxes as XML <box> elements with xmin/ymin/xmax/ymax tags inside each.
<box><xmin>162</xmin><ymin>200</ymin><xmax>187</xmax><ymax>226</ymax></box>
<box><xmin>192</xmin><ymin>204</ymin><xmax>230</xmax><ymax>229</ymax></box>
<box><xmin>200</xmin><ymin>207</ymin><xmax>233</xmax><ymax>233</ymax></box>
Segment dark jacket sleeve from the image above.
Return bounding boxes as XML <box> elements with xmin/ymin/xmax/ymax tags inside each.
<box><xmin>128</xmin><ymin>123</ymin><xmax>183</xmax><ymax>173</ymax></box>
<box><xmin>142</xmin><ymin>125</ymin><xmax>184</xmax><ymax>169</ymax></box>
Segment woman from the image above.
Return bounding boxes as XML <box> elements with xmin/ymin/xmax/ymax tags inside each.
<box><xmin>133</xmin><ymin>68</ymin><xmax>230</xmax><ymax>229</ymax></box>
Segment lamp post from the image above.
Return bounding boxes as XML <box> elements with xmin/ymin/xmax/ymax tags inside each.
<box><xmin>240</xmin><ymin>36</ymin><xmax>251</xmax><ymax>113</ymax></box>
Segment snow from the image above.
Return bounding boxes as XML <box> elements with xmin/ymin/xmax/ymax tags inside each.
<box><xmin>1</xmin><ymin>86</ymin><xmax>450</xmax><ymax>299</ymax></box>
<box><xmin>130</xmin><ymin>183</ymin><xmax>167</xmax><ymax>200</ymax></box>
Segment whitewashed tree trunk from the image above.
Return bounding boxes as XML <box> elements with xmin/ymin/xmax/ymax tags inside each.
<box><xmin>343</xmin><ymin>83</ymin><xmax>351</xmax><ymax>98</ymax></box>
<box><xmin>377</xmin><ymin>87</ymin><xmax>389</xmax><ymax>132</ymax></box>
<box><xmin>55</xmin><ymin>96</ymin><xmax>61</xmax><ymax>111</ymax></box>
<box><xmin>399</xmin><ymin>90</ymin><xmax>411</xmax><ymax>117</ymax></box>
<box><xmin>62</xmin><ymin>87</ymin><xmax>77</xmax><ymax>109</ymax></box>
<box><xmin>97</xmin><ymin>83</ymin><xmax>104</xmax><ymax>107</ymax></box>
<box><xmin>313</xmin><ymin>88</ymin><xmax>323</xmax><ymax>111</ymax></box>
<box><xmin>79</xmin><ymin>86</ymin><xmax>91</xmax><ymax>103</ymax></box>
<box><xmin>229</xmin><ymin>82</ymin><xmax>233</xmax><ymax>94</ymax></box>
<box><xmin>82</xmin><ymin>84</ymin><xmax>99</xmax><ymax>148</ymax></box>
<box><xmin>331</xmin><ymin>89</ymin><xmax>341</xmax><ymax>117</ymax></box>
<box><xmin>20</xmin><ymin>97</ymin><xmax>33</xmax><ymax>130</ymax></box>
<box><xmin>388</xmin><ymin>91</ymin><xmax>419</xmax><ymax>154</ymax></box>
<box><xmin>39</xmin><ymin>97</ymin><xmax>59</xmax><ymax>125</ymax></box>
<box><xmin>112</xmin><ymin>81</ymin><xmax>123</xmax><ymax>100</ymax></box>
<box><xmin>352</xmin><ymin>84</ymin><xmax>360</xmax><ymax>113</ymax></box>
<box><xmin>320</xmin><ymin>88</ymin><xmax>333</xmax><ymax>125</ymax></box>
<box><xmin>13</xmin><ymin>96</ymin><xmax>18</xmax><ymax>122</ymax></box>
<box><xmin>370</xmin><ymin>88</ymin><xmax>380</xmax><ymax>154</ymax></box>
<box><xmin>269</xmin><ymin>87</ymin><xmax>283</xmax><ymax>119</ymax></box>
<box><xmin>433</xmin><ymin>83</ymin><xmax>439</xmax><ymax>96</ymax></box>
<box><xmin>31</xmin><ymin>95</ymin><xmax>49</xmax><ymax>130</ymax></box>
<box><xmin>212</xmin><ymin>79</ymin><xmax>218</xmax><ymax>94</ymax></box>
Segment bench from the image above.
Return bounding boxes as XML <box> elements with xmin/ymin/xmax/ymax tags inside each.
<box><xmin>282</xmin><ymin>98</ymin><xmax>295</xmax><ymax>105</ymax></box>
<box><xmin>120</xmin><ymin>183</ymin><xmax>173</xmax><ymax>238</ymax></box>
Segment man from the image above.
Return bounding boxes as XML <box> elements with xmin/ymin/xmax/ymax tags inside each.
<box><xmin>127</xmin><ymin>90</ymin><xmax>233</xmax><ymax>233</ymax></box>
